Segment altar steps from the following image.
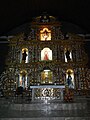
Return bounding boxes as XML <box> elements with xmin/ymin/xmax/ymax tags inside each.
<box><xmin>0</xmin><ymin>97</ymin><xmax>90</xmax><ymax>120</ymax></box>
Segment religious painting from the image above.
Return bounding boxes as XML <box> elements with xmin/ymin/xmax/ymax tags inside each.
<box><xmin>40</xmin><ymin>28</ymin><xmax>51</xmax><ymax>41</ymax></box>
<box><xmin>41</xmin><ymin>70</ymin><xmax>53</xmax><ymax>84</ymax></box>
<box><xmin>41</xmin><ymin>47</ymin><xmax>52</xmax><ymax>61</ymax></box>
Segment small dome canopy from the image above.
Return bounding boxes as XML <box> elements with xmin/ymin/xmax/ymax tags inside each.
<box><xmin>43</xmin><ymin>66</ymin><xmax>51</xmax><ymax>71</ymax></box>
<box><xmin>32</xmin><ymin>12</ymin><xmax>57</xmax><ymax>23</ymax></box>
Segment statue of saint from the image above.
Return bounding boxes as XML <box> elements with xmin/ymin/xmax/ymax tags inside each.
<box><xmin>65</xmin><ymin>50</ymin><xmax>71</xmax><ymax>61</ymax></box>
<box><xmin>22</xmin><ymin>50</ymin><xmax>27</xmax><ymax>63</ymax></box>
<box><xmin>22</xmin><ymin>74</ymin><xmax>26</xmax><ymax>88</ymax></box>
<box><xmin>67</xmin><ymin>74</ymin><xmax>73</xmax><ymax>88</ymax></box>
<box><xmin>67</xmin><ymin>75</ymin><xmax>72</xmax><ymax>86</ymax></box>
<box><xmin>43</xmin><ymin>30</ymin><xmax>49</xmax><ymax>41</ymax></box>
<box><xmin>44</xmin><ymin>51</ymin><xmax>49</xmax><ymax>60</ymax></box>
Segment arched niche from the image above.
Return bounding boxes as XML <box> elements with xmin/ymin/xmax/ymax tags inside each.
<box><xmin>19</xmin><ymin>70</ymin><xmax>27</xmax><ymax>89</ymax></box>
<box><xmin>20</xmin><ymin>48</ymin><xmax>28</xmax><ymax>63</ymax></box>
<box><xmin>41</xmin><ymin>47</ymin><xmax>52</xmax><ymax>61</ymax></box>
<box><xmin>41</xmin><ymin>69</ymin><xmax>53</xmax><ymax>84</ymax></box>
<box><xmin>66</xmin><ymin>69</ymin><xmax>74</xmax><ymax>88</ymax></box>
<box><xmin>40</xmin><ymin>28</ymin><xmax>51</xmax><ymax>41</ymax></box>
<box><xmin>64</xmin><ymin>48</ymin><xmax>72</xmax><ymax>62</ymax></box>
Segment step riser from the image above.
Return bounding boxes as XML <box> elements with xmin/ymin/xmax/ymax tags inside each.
<box><xmin>0</xmin><ymin>117</ymin><xmax>90</xmax><ymax>120</ymax></box>
<box><xmin>9</xmin><ymin>103</ymin><xmax>87</xmax><ymax>110</ymax></box>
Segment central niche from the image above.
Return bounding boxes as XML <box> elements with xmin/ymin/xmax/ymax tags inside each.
<box><xmin>41</xmin><ymin>47</ymin><xmax>52</xmax><ymax>61</ymax></box>
<box><xmin>41</xmin><ymin>69</ymin><xmax>53</xmax><ymax>84</ymax></box>
<box><xmin>40</xmin><ymin>28</ymin><xmax>51</xmax><ymax>41</ymax></box>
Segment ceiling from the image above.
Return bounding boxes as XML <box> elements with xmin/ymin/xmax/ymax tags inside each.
<box><xmin>0</xmin><ymin>0</ymin><xmax>90</xmax><ymax>36</ymax></box>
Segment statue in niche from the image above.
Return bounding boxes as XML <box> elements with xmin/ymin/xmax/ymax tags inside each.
<box><xmin>22</xmin><ymin>74</ymin><xmax>26</xmax><ymax>88</ymax></box>
<box><xmin>44</xmin><ymin>51</ymin><xmax>49</xmax><ymax>60</ymax></box>
<box><xmin>22</xmin><ymin>49</ymin><xmax>27</xmax><ymax>63</ymax></box>
<box><xmin>65</xmin><ymin>50</ymin><xmax>71</xmax><ymax>61</ymax></box>
<box><xmin>43</xmin><ymin>30</ymin><xmax>49</xmax><ymax>41</ymax></box>
<box><xmin>40</xmin><ymin>14</ymin><xmax>50</xmax><ymax>23</ymax></box>
<box><xmin>67</xmin><ymin>73</ymin><xmax>73</xmax><ymax>88</ymax></box>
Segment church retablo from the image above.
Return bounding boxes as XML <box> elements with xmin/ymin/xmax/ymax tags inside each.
<box><xmin>0</xmin><ymin>13</ymin><xmax>90</xmax><ymax>102</ymax></box>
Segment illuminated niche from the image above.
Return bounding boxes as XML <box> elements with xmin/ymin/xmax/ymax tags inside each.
<box><xmin>66</xmin><ymin>69</ymin><xmax>74</xmax><ymax>88</ymax></box>
<box><xmin>64</xmin><ymin>48</ymin><xmax>72</xmax><ymax>62</ymax></box>
<box><xmin>40</xmin><ymin>28</ymin><xmax>51</xmax><ymax>41</ymax></box>
<box><xmin>41</xmin><ymin>47</ymin><xmax>52</xmax><ymax>61</ymax></box>
<box><xmin>20</xmin><ymin>48</ymin><xmax>28</xmax><ymax>63</ymax></box>
<box><xmin>41</xmin><ymin>69</ymin><xmax>53</xmax><ymax>84</ymax></box>
<box><xmin>19</xmin><ymin>70</ymin><xmax>27</xmax><ymax>88</ymax></box>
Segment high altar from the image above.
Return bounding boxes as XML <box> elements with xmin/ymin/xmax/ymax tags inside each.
<box><xmin>0</xmin><ymin>13</ymin><xmax>90</xmax><ymax>101</ymax></box>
